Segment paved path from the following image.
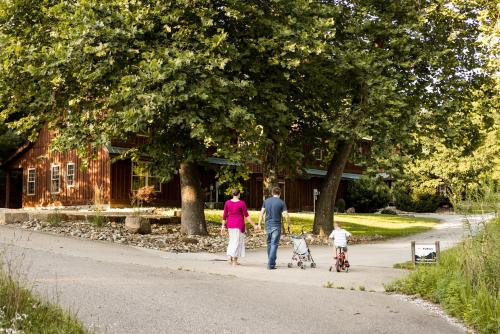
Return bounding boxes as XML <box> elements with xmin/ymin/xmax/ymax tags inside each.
<box><xmin>130</xmin><ymin>213</ymin><xmax>491</xmax><ymax>292</ymax></box>
<box><xmin>0</xmin><ymin>213</ymin><xmax>489</xmax><ymax>334</ymax></box>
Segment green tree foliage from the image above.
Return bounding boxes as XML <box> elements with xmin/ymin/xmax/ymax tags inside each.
<box><xmin>395</xmin><ymin>0</ymin><xmax>500</xmax><ymax>204</ymax></box>
<box><xmin>0</xmin><ymin>1</ymin><xmax>496</xmax><ymax>235</ymax></box>
<box><xmin>345</xmin><ymin>177</ymin><xmax>391</xmax><ymax>213</ymax></box>
<box><xmin>0</xmin><ymin>0</ymin><xmax>333</xmax><ymax>234</ymax></box>
<box><xmin>312</xmin><ymin>0</ymin><xmax>494</xmax><ymax>234</ymax></box>
<box><xmin>392</xmin><ymin>180</ymin><xmax>444</xmax><ymax>213</ymax></box>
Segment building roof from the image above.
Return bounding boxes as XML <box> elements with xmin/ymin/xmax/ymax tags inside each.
<box><xmin>304</xmin><ymin>168</ymin><xmax>362</xmax><ymax>180</ymax></box>
<box><xmin>207</xmin><ymin>157</ymin><xmax>240</xmax><ymax>166</ymax></box>
<box><xmin>102</xmin><ymin>149</ymin><xmax>365</xmax><ymax>180</ymax></box>
<box><xmin>0</xmin><ymin>142</ymin><xmax>32</xmax><ymax>168</ymax></box>
<box><xmin>104</xmin><ymin>145</ymin><xmax>129</xmax><ymax>155</ymax></box>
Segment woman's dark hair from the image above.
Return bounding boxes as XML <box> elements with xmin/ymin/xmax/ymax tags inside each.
<box><xmin>231</xmin><ymin>188</ymin><xmax>241</xmax><ymax>197</ymax></box>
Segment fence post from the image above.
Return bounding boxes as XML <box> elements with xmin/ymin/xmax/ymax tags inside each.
<box><xmin>435</xmin><ymin>241</ymin><xmax>440</xmax><ymax>263</ymax></box>
<box><xmin>411</xmin><ymin>241</ymin><xmax>416</xmax><ymax>265</ymax></box>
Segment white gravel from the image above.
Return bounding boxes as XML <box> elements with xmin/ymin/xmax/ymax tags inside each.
<box><xmin>397</xmin><ymin>294</ymin><xmax>472</xmax><ymax>333</ymax></box>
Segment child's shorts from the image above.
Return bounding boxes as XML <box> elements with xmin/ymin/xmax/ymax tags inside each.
<box><xmin>335</xmin><ymin>246</ymin><xmax>348</xmax><ymax>252</ymax></box>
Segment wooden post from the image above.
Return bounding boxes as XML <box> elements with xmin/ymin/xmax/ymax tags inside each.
<box><xmin>411</xmin><ymin>241</ymin><xmax>416</xmax><ymax>265</ymax></box>
<box><xmin>435</xmin><ymin>241</ymin><xmax>441</xmax><ymax>263</ymax></box>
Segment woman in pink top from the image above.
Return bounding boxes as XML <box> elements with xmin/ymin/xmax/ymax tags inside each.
<box><xmin>220</xmin><ymin>188</ymin><xmax>257</xmax><ymax>265</ymax></box>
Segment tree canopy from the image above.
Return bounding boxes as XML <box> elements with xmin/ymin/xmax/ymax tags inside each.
<box><xmin>0</xmin><ymin>0</ymin><xmax>497</xmax><ymax>234</ymax></box>
<box><xmin>0</xmin><ymin>0</ymin><xmax>334</xmax><ymax>233</ymax></box>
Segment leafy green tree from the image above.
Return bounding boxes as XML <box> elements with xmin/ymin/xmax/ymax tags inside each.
<box><xmin>393</xmin><ymin>180</ymin><xmax>444</xmax><ymax>213</ymax></box>
<box><xmin>345</xmin><ymin>176</ymin><xmax>391</xmax><ymax>213</ymax></box>
<box><xmin>395</xmin><ymin>0</ymin><xmax>499</xmax><ymax>207</ymax></box>
<box><xmin>0</xmin><ymin>0</ymin><xmax>249</xmax><ymax>234</ymax></box>
<box><xmin>0</xmin><ymin>0</ymin><xmax>333</xmax><ymax>234</ymax></box>
<box><xmin>217</xmin><ymin>2</ymin><xmax>334</xmax><ymax>198</ymax></box>
<box><xmin>311</xmin><ymin>0</ymin><xmax>493</xmax><ymax>235</ymax></box>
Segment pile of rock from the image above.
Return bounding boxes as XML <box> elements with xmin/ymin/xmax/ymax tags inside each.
<box><xmin>14</xmin><ymin>219</ymin><xmax>268</xmax><ymax>253</ymax></box>
<box><xmin>12</xmin><ymin>219</ymin><xmax>381</xmax><ymax>253</ymax></box>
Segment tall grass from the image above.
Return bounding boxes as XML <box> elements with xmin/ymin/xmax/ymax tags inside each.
<box><xmin>386</xmin><ymin>219</ymin><xmax>500</xmax><ymax>333</ymax></box>
<box><xmin>0</xmin><ymin>258</ymin><xmax>87</xmax><ymax>333</ymax></box>
<box><xmin>89</xmin><ymin>185</ymin><xmax>107</xmax><ymax>228</ymax></box>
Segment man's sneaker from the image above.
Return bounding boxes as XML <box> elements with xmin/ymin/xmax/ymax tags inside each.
<box><xmin>267</xmin><ymin>265</ymin><xmax>277</xmax><ymax>270</ymax></box>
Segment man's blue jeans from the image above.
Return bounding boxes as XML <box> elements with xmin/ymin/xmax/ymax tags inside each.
<box><xmin>266</xmin><ymin>226</ymin><xmax>281</xmax><ymax>267</ymax></box>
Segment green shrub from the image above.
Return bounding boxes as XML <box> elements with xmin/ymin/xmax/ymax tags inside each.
<box><xmin>335</xmin><ymin>198</ymin><xmax>346</xmax><ymax>213</ymax></box>
<box><xmin>346</xmin><ymin>177</ymin><xmax>391</xmax><ymax>213</ymax></box>
<box><xmin>393</xmin><ymin>181</ymin><xmax>443</xmax><ymax>213</ymax></box>
<box><xmin>47</xmin><ymin>211</ymin><xmax>64</xmax><ymax>227</ymax></box>
<box><xmin>386</xmin><ymin>219</ymin><xmax>500</xmax><ymax>333</ymax></box>
<box><xmin>89</xmin><ymin>214</ymin><xmax>107</xmax><ymax>228</ymax></box>
<box><xmin>380</xmin><ymin>208</ymin><xmax>398</xmax><ymax>215</ymax></box>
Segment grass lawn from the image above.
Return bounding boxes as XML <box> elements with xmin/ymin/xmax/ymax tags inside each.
<box><xmin>0</xmin><ymin>268</ymin><xmax>87</xmax><ymax>333</ymax></box>
<box><xmin>205</xmin><ymin>210</ymin><xmax>439</xmax><ymax>239</ymax></box>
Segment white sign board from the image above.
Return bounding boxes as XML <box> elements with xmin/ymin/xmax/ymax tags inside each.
<box><xmin>414</xmin><ymin>244</ymin><xmax>437</xmax><ymax>263</ymax></box>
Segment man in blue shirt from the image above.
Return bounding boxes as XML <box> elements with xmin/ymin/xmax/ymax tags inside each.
<box><xmin>257</xmin><ymin>187</ymin><xmax>291</xmax><ymax>269</ymax></box>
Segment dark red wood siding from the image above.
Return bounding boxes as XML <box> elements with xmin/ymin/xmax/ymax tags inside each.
<box><xmin>242</xmin><ymin>174</ymin><xmax>351</xmax><ymax>212</ymax></box>
<box><xmin>6</xmin><ymin>126</ymin><xmax>111</xmax><ymax>207</ymax></box>
<box><xmin>110</xmin><ymin>158</ymin><xmax>183</xmax><ymax>207</ymax></box>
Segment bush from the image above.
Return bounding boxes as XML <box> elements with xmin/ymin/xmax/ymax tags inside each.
<box><xmin>132</xmin><ymin>186</ymin><xmax>156</xmax><ymax>207</ymax></box>
<box><xmin>345</xmin><ymin>177</ymin><xmax>391</xmax><ymax>213</ymax></box>
<box><xmin>335</xmin><ymin>198</ymin><xmax>346</xmax><ymax>213</ymax></box>
<box><xmin>393</xmin><ymin>181</ymin><xmax>443</xmax><ymax>213</ymax></box>
<box><xmin>380</xmin><ymin>208</ymin><xmax>398</xmax><ymax>215</ymax></box>
<box><xmin>89</xmin><ymin>214</ymin><xmax>107</xmax><ymax>228</ymax></box>
<box><xmin>386</xmin><ymin>219</ymin><xmax>500</xmax><ymax>333</ymax></box>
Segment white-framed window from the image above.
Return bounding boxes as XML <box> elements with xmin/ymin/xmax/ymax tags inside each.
<box><xmin>51</xmin><ymin>165</ymin><xmax>60</xmax><ymax>194</ymax></box>
<box><xmin>66</xmin><ymin>163</ymin><xmax>75</xmax><ymax>187</ymax></box>
<box><xmin>27</xmin><ymin>168</ymin><xmax>36</xmax><ymax>196</ymax></box>
<box><xmin>314</xmin><ymin>148</ymin><xmax>323</xmax><ymax>161</ymax></box>
<box><xmin>131</xmin><ymin>162</ymin><xmax>161</xmax><ymax>193</ymax></box>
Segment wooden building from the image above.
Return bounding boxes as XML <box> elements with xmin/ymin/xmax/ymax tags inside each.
<box><xmin>0</xmin><ymin>126</ymin><xmax>364</xmax><ymax>211</ymax></box>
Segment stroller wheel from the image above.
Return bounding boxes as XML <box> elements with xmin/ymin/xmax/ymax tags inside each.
<box><xmin>287</xmin><ymin>263</ymin><xmax>293</xmax><ymax>268</ymax></box>
<box><xmin>297</xmin><ymin>261</ymin><xmax>303</xmax><ymax>267</ymax></box>
<box><xmin>300</xmin><ymin>264</ymin><xmax>306</xmax><ymax>270</ymax></box>
<box><xmin>311</xmin><ymin>262</ymin><xmax>316</xmax><ymax>268</ymax></box>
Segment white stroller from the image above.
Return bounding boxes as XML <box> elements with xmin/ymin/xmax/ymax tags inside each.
<box><xmin>287</xmin><ymin>228</ymin><xmax>316</xmax><ymax>270</ymax></box>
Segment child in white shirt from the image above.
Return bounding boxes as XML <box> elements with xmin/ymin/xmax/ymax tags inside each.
<box><xmin>329</xmin><ymin>222</ymin><xmax>352</xmax><ymax>261</ymax></box>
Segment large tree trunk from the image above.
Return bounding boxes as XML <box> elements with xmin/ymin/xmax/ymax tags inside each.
<box><xmin>179</xmin><ymin>162</ymin><xmax>207</xmax><ymax>235</ymax></box>
<box><xmin>262</xmin><ymin>141</ymin><xmax>279</xmax><ymax>200</ymax></box>
<box><xmin>312</xmin><ymin>140</ymin><xmax>353</xmax><ymax>236</ymax></box>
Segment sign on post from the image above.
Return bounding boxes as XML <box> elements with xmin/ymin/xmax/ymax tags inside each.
<box><xmin>411</xmin><ymin>241</ymin><xmax>440</xmax><ymax>264</ymax></box>
<box><xmin>313</xmin><ymin>189</ymin><xmax>319</xmax><ymax>213</ymax></box>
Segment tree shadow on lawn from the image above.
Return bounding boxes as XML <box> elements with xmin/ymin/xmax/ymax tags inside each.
<box><xmin>205</xmin><ymin>211</ymin><xmax>438</xmax><ymax>239</ymax></box>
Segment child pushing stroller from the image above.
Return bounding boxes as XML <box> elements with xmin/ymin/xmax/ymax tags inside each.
<box><xmin>329</xmin><ymin>222</ymin><xmax>352</xmax><ymax>272</ymax></box>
